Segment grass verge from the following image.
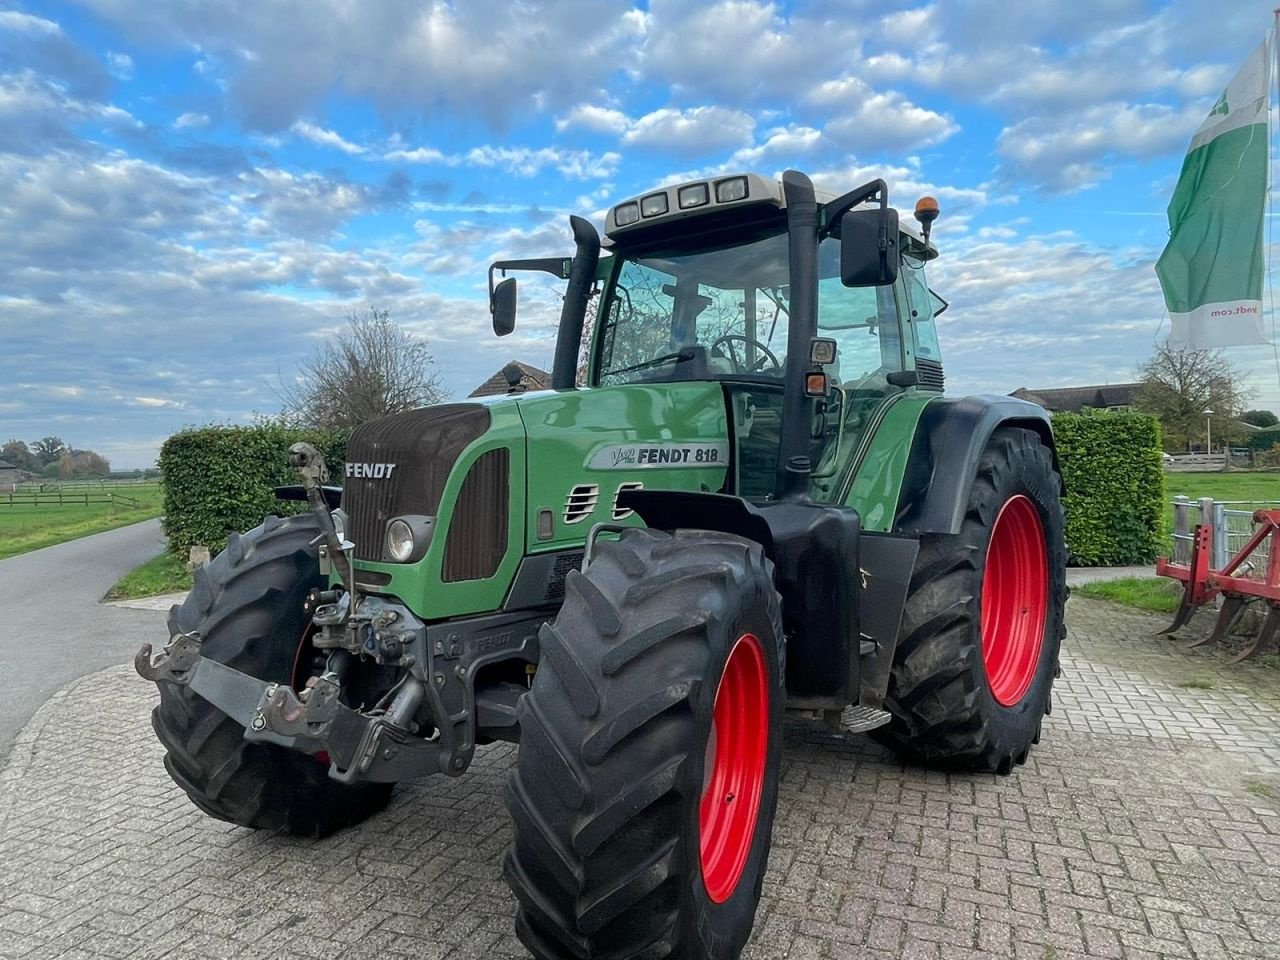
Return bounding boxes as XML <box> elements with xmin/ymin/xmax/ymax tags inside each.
<box><xmin>1073</xmin><ymin>576</ymin><xmax>1184</xmax><ymax>614</ymax></box>
<box><xmin>0</xmin><ymin>483</ymin><xmax>163</xmax><ymax>560</ymax></box>
<box><xmin>105</xmin><ymin>552</ymin><xmax>192</xmax><ymax>600</ymax></box>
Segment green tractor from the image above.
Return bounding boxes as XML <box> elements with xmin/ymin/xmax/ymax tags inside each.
<box><xmin>137</xmin><ymin>170</ymin><xmax>1065</xmax><ymax>959</ymax></box>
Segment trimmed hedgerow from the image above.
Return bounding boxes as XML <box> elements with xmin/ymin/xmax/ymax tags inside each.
<box><xmin>159</xmin><ymin>424</ymin><xmax>347</xmax><ymax>557</ymax></box>
<box><xmin>1052</xmin><ymin>411</ymin><xmax>1164</xmax><ymax>567</ymax></box>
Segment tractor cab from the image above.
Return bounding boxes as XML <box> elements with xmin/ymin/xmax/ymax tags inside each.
<box><xmin>490</xmin><ymin>171</ymin><xmax>946</xmax><ymax>502</ymax></box>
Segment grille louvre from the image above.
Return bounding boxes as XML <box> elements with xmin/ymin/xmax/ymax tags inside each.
<box><xmin>917</xmin><ymin>358</ymin><xmax>945</xmax><ymax>391</ymax></box>
<box><xmin>343</xmin><ymin>404</ymin><xmax>490</xmax><ymax>561</ymax></box>
<box><xmin>612</xmin><ymin>481</ymin><xmax>644</xmax><ymax>520</ymax></box>
<box><xmin>563</xmin><ymin>484</ymin><xmax>599</xmax><ymax>525</ymax></box>
<box><xmin>442</xmin><ymin>448</ymin><xmax>510</xmax><ymax>583</ymax></box>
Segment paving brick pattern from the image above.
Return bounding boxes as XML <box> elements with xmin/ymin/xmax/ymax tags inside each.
<box><xmin>2</xmin><ymin>597</ymin><xmax>1279</xmax><ymax>959</ymax></box>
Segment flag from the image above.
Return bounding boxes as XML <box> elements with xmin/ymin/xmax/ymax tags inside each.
<box><xmin>1157</xmin><ymin>38</ymin><xmax>1272</xmax><ymax>348</ymax></box>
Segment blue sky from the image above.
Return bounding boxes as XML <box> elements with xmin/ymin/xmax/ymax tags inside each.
<box><xmin>3</xmin><ymin>0</ymin><xmax>1279</xmax><ymax>468</ymax></box>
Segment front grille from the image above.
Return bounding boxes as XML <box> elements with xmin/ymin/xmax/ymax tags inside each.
<box><xmin>343</xmin><ymin>404</ymin><xmax>490</xmax><ymax>561</ymax></box>
<box><xmin>442</xmin><ymin>448</ymin><xmax>510</xmax><ymax>582</ymax></box>
<box><xmin>917</xmin><ymin>358</ymin><xmax>945</xmax><ymax>391</ymax></box>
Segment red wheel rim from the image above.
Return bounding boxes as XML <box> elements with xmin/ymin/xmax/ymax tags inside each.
<box><xmin>699</xmin><ymin>633</ymin><xmax>769</xmax><ymax>904</ymax></box>
<box><xmin>981</xmin><ymin>495</ymin><xmax>1049</xmax><ymax>706</ymax></box>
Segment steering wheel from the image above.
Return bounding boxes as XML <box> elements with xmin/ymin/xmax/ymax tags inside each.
<box><xmin>709</xmin><ymin>334</ymin><xmax>781</xmax><ymax>374</ymax></box>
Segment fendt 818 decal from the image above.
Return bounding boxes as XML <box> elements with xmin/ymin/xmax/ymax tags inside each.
<box><xmin>587</xmin><ymin>442</ymin><xmax>730</xmax><ymax>470</ymax></box>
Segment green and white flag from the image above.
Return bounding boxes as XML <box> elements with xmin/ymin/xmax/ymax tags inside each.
<box><xmin>1156</xmin><ymin>37</ymin><xmax>1272</xmax><ymax>348</ymax></box>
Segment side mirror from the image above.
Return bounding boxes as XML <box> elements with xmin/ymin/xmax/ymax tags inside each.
<box><xmin>840</xmin><ymin>208</ymin><xmax>899</xmax><ymax>287</ymax></box>
<box><xmin>492</xmin><ymin>277</ymin><xmax>517</xmax><ymax>336</ymax></box>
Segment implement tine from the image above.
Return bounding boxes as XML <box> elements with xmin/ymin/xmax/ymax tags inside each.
<box><xmin>1229</xmin><ymin>606</ymin><xmax>1280</xmax><ymax>663</ymax></box>
<box><xmin>1160</xmin><ymin>593</ymin><xmax>1198</xmax><ymax>635</ymax></box>
<box><xmin>1190</xmin><ymin>595</ymin><xmax>1246</xmax><ymax>648</ymax></box>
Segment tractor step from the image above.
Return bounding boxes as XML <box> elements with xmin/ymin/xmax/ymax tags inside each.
<box><xmin>840</xmin><ymin>704</ymin><xmax>891</xmax><ymax>733</ymax></box>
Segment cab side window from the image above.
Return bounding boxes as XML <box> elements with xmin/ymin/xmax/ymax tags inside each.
<box><xmin>901</xmin><ymin>255</ymin><xmax>941</xmax><ymax>360</ymax></box>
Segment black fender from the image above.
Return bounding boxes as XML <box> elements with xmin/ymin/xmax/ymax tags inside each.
<box><xmin>895</xmin><ymin>395</ymin><xmax>1060</xmax><ymax>536</ymax></box>
<box><xmin>619</xmin><ymin>489</ymin><xmax>859</xmax><ymax>704</ymax></box>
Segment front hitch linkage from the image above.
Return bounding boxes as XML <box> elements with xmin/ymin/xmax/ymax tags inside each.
<box><xmin>135</xmin><ymin>631</ymin><xmax>433</xmax><ymax>784</ymax></box>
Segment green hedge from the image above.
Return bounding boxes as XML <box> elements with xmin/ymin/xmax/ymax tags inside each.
<box><xmin>159</xmin><ymin>424</ymin><xmax>348</xmax><ymax>557</ymax></box>
<box><xmin>1052</xmin><ymin>412</ymin><xmax>1164</xmax><ymax>567</ymax></box>
<box><xmin>159</xmin><ymin>412</ymin><xmax>1164</xmax><ymax>568</ymax></box>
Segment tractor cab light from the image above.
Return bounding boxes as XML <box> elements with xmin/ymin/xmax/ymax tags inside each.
<box><xmin>805</xmin><ymin>372</ymin><xmax>829</xmax><ymax>396</ymax></box>
<box><xmin>641</xmin><ymin>192</ymin><xmax>669</xmax><ymax>217</ymax></box>
<box><xmin>614</xmin><ymin>202</ymin><xmax>640</xmax><ymax>226</ymax></box>
<box><xmin>679</xmin><ymin>183</ymin><xmax>710</xmax><ymax>208</ymax></box>
<box><xmin>715</xmin><ymin>176</ymin><xmax>749</xmax><ymax>203</ymax></box>
<box><xmin>809</xmin><ymin>337</ymin><xmax>837</xmax><ymax>366</ymax></box>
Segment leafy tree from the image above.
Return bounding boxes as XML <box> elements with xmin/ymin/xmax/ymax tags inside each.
<box><xmin>1</xmin><ymin>439</ymin><xmax>36</xmax><ymax>471</ymax></box>
<box><xmin>278</xmin><ymin>307</ymin><xmax>446</xmax><ymax>429</ymax></box>
<box><xmin>1134</xmin><ymin>343</ymin><xmax>1248</xmax><ymax>451</ymax></box>
<box><xmin>1241</xmin><ymin>409</ymin><xmax>1278</xmax><ymax>429</ymax></box>
<box><xmin>32</xmin><ymin>436</ymin><xmax>67</xmax><ymax>466</ymax></box>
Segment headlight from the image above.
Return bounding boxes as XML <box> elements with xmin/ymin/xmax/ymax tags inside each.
<box><xmin>330</xmin><ymin>509</ymin><xmax>348</xmax><ymax>544</ymax></box>
<box><xmin>386</xmin><ymin>519</ymin><xmax>414</xmax><ymax>562</ymax></box>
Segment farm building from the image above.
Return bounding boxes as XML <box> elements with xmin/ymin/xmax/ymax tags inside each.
<box><xmin>0</xmin><ymin>459</ymin><xmax>19</xmax><ymax>491</ymax></box>
<box><xmin>469</xmin><ymin>361</ymin><xmax>551</xmax><ymax>398</ymax></box>
<box><xmin>1010</xmin><ymin>383</ymin><xmax>1142</xmax><ymax>413</ymax></box>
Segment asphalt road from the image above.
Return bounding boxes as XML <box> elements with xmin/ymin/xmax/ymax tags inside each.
<box><xmin>0</xmin><ymin>518</ymin><xmax>167</xmax><ymax>763</ymax></box>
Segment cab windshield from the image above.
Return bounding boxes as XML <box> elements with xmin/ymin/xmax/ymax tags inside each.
<box><xmin>594</xmin><ymin>231</ymin><xmax>902</xmax><ymax>388</ymax></box>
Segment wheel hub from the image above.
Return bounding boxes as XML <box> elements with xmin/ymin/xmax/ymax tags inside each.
<box><xmin>699</xmin><ymin>633</ymin><xmax>769</xmax><ymax>904</ymax></box>
<box><xmin>981</xmin><ymin>494</ymin><xmax>1049</xmax><ymax>706</ymax></box>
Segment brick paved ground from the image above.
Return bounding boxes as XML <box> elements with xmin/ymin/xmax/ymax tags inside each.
<box><xmin>2</xmin><ymin>597</ymin><xmax>1279</xmax><ymax>960</ymax></box>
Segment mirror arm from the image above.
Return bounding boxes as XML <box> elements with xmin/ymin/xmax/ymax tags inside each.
<box><xmin>487</xmin><ymin>257</ymin><xmax>573</xmax><ymax>311</ymax></box>
<box><xmin>820</xmin><ymin>178</ymin><xmax>889</xmax><ymax>238</ymax></box>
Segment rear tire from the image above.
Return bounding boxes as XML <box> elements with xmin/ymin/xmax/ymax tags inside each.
<box><xmin>505</xmin><ymin>529</ymin><xmax>785</xmax><ymax>959</ymax></box>
<box><xmin>873</xmin><ymin>427</ymin><xmax>1066</xmax><ymax>773</ymax></box>
<box><xmin>150</xmin><ymin>514</ymin><xmax>393</xmax><ymax>836</ymax></box>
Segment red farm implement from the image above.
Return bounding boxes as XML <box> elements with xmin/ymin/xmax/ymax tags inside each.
<box><xmin>1156</xmin><ymin>504</ymin><xmax>1280</xmax><ymax>662</ymax></box>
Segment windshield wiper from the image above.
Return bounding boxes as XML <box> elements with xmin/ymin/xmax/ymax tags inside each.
<box><xmin>606</xmin><ymin>349</ymin><xmax>696</xmax><ymax>377</ymax></box>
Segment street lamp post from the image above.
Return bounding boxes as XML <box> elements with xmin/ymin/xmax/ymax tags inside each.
<box><xmin>1203</xmin><ymin>408</ymin><xmax>1214</xmax><ymax>459</ymax></box>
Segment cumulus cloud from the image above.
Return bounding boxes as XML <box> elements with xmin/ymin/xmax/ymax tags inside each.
<box><xmin>997</xmin><ymin>101</ymin><xmax>1207</xmax><ymax>193</ymax></box>
<box><xmin>72</xmin><ymin>0</ymin><xmax>644</xmax><ymax>129</ymax></box>
<box><xmin>290</xmin><ymin>120</ymin><xmax>366</xmax><ymax>155</ymax></box>
<box><xmin>174</xmin><ymin>111</ymin><xmax>209</xmax><ymax>130</ymax></box>
<box><xmin>621</xmin><ymin>106</ymin><xmax>757</xmax><ymax>156</ymax></box>
<box><xmin>555</xmin><ymin>103</ymin><xmax>630</xmax><ymax>135</ymax></box>
<box><xmin>384</xmin><ymin>143</ymin><xmax>619</xmax><ymax>180</ymax></box>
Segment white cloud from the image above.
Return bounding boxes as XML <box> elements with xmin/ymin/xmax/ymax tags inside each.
<box><xmin>555</xmin><ymin>103</ymin><xmax>630</xmax><ymax>135</ymax></box>
<box><xmin>384</xmin><ymin>143</ymin><xmax>619</xmax><ymax>180</ymax></box>
<box><xmin>729</xmin><ymin>125</ymin><xmax>822</xmax><ymax>168</ymax></box>
<box><xmin>106</xmin><ymin>51</ymin><xmax>134</xmax><ymax>80</ymax></box>
<box><xmin>621</xmin><ymin>106</ymin><xmax>756</xmax><ymax>156</ymax></box>
<box><xmin>997</xmin><ymin>101</ymin><xmax>1206</xmax><ymax>193</ymax></box>
<box><xmin>174</xmin><ymin>111</ymin><xmax>209</xmax><ymax>130</ymax></box>
<box><xmin>73</xmin><ymin>0</ymin><xmax>644</xmax><ymax>129</ymax></box>
<box><xmin>0</xmin><ymin>10</ymin><xmax>61</xmax><ymax>35</ymax></box>
<box><xmin>290</xmin><ymin>119</ymin><xmax>366</xmax><ymax>155</ymax></box>
<box><xmin>810</xmin><ymin>76</ymin><xmax>960</xmax><ymax>151</ymax></box>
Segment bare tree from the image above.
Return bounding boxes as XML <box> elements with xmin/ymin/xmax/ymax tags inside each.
<box><xmin>1135</xmin><ymin>342</ymin><xmax>1249</xmax><ymax>451</ymax></box>
<box><xmin>279</xmin><ymin>307</ymin><xmax>446</xmax><ymax>429</ymax></box>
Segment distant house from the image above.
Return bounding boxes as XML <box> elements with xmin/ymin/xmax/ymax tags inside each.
<box><xmin>1010</xmin><ymin>383</ymin><xmax>1142</xmax><ymax>413</ymax></box>
<box><xmin>0</xmin><ymin>459</ymin><xmax>19</xmax><ymax>491</ymax></box>
<box><xmin>469</xmin><ymin>361</ymin><xmax>552</xmax><ymax>398</ymax></box>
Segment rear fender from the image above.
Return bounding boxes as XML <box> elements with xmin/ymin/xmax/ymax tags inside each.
<box><xmin>895</xmin><ymin>395</ymin><xmax>1060</xmax><ymax>537</ymax></box>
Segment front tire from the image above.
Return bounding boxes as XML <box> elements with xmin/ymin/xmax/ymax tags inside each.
<box><xmin>150</xmin><ymin>514</ymin><xmax>393</xmax><ymax>836</ymax></box>
<box><xmin>505</xmin><ymin>529</ymin><xmax>785</xmax><ymax>959</ymax></box>
<box><xmin>873</xmin><ymin>427</ymin><xmax>1066</xmax><ymax>773</ymax></box>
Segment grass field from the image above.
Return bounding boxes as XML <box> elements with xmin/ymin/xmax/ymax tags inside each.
<box><xmin>0</xmin><ymin>482</ymin><xmax>164</xmax><ymax>560</ymax></box>
<box><xmin>1074</xmin><ymin>577</ymin><xmax>1184</xmax><ymax>613</ymax></box>
<box><xmin>105</xmin><ymin>551</ymin><xmax>192</xmax><ymax>600</ymax></box>
<box><xmin>1163</xmin><ymin>471</ymin><xmax>1280</xmax><ymax>507</ymax></box>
